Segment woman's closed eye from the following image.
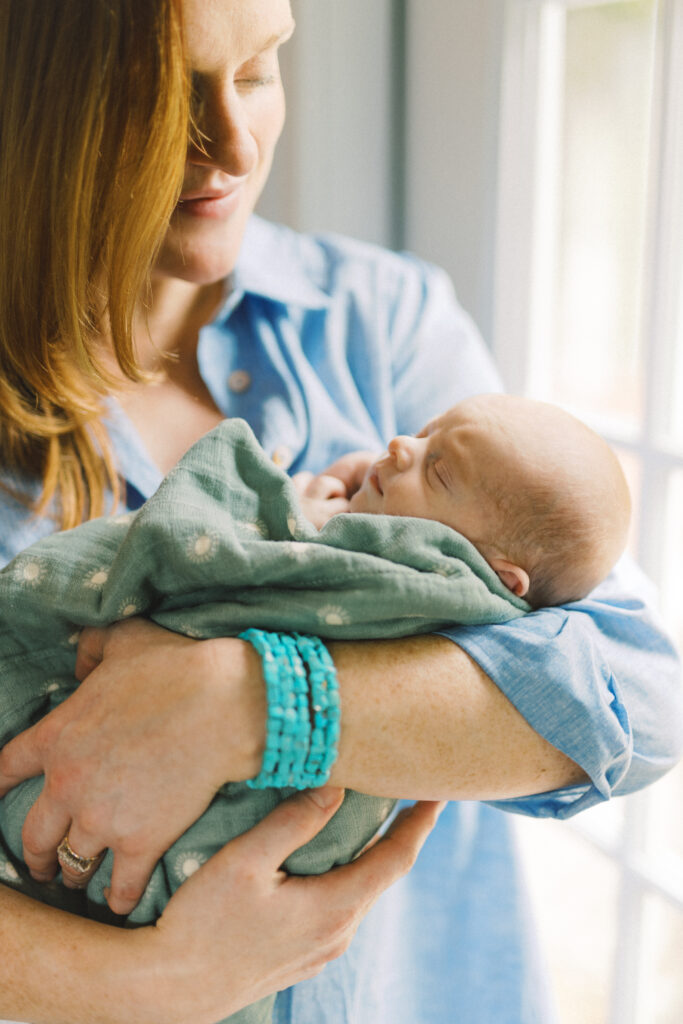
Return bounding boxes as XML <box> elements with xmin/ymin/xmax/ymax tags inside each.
<box><xmin>235</xmin><ymin>62</ymin><xmax>278</xmax><ymax>88</ymax></box>
<box><xmin>236</xmin><ymin>43</ymin><xmax>287</xmax><ymax>90</ymax></box>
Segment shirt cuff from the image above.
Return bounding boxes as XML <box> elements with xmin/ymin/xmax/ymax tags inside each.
<box><xmin>436</xmin><ymin>601</ymin><xmax>657</xmax><ymax>819</ymax></box>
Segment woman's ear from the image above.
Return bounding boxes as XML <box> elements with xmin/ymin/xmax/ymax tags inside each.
<box><xmin>489</xmin><ymin>557</ymin><xmax>530</xmax><ymax>598</ymax></box>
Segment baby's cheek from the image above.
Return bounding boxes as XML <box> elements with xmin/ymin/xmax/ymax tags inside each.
<box><xmin>349</xmin><ymin>491</ymin><xmax>367</xmax><ymax>513</ymax></box>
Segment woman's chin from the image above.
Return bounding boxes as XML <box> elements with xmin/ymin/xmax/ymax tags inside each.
<box><xmin>154</xmin><ymin>213</ymin><xmax>249</xmax><ymax>285</ymax></box>
<box><xmin>154</xmin><ymin>241</ymin><xmax>242</xmax><ymax>286</ymax></box>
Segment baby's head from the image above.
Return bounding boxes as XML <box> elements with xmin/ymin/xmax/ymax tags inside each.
<box><xmin>350</xmin><ymin>393</ymin><xmax>631</xmax><ymax>608</ymax></box>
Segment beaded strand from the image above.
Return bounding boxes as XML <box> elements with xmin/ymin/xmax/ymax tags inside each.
<box><xmin>239</xmin><ymin>629</ymin><xmax>340</xmax><ymax>790</ymax></box>
<box><xmin>293</xmin><ymin>632</ymin><xmax>340</xmax><ymax>788</ymax></box>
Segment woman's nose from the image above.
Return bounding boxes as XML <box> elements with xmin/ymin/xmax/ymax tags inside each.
<box><xmin>189</xmin><ymin>83</ymin><xmax>258</xmax><ymax>178</ymax></box>
<box><xmin>387</xmin><ymin>436</ymin><xmax>415</xmax><ymax>471</ymax></box>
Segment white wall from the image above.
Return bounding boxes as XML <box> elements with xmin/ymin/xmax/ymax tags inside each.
<box><xmin>258</xmin><ymin>0</ymin><xmax>396</xmax><ymax>248</ymax></box>
<box><xmin>258</xmin><ymin>0</ymin><xmax>506</xmax><ymax>345</ymax></box>
<box><xmin>403</xmin><ymin>0</ymin><xmax>504</xmax><ymax>344</ymax></box>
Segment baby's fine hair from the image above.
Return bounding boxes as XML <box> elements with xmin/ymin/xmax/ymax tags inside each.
<box><xmin>476</xmin><ymin>397</ymin><xmax>631</xmax><ymax>609</ymax></box>
<box><xmin>493</xmin><ymin>479</ymin><xmax>622</xmax><ymax>608</ymax></box>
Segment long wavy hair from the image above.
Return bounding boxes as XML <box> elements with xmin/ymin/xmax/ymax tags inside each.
<box><xmin>0</xmin><ymin>0</ymin><xmax>190</xmax><ymax>527</ymax></box>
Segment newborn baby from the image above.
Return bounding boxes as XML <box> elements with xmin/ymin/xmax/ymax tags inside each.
<box><xmin>303</xmin><ymin>393</ymin><xmax>631</xmax><ymax>608</ymax></box>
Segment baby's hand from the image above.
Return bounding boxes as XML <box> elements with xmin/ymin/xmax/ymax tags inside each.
<box><xmin>292</xmin><ymin>471</ymin><xmax>350</xmax><ymax>529</ymax></box>
<box><xmin>319</xmin><ymin>451</ymin><xmax>378</xmax><ymax>498</ymax></box>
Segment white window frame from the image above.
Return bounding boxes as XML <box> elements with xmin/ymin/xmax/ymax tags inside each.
<box><xmin>493</xmin><ymin>2</ymin><xmax>683</xmax><ymax>1021</ymax></box>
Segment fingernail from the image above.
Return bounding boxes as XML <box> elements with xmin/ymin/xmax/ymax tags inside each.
<box><xmin>308</xmin><ymin>785</ymin><xmax>344</xmax><ymax>810</ymax></box>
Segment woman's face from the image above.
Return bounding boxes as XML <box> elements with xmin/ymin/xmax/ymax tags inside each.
<box><xmin>155</xmin><ymin>0</ymin><xmax>294</xmax><ymax>285</ymax></box>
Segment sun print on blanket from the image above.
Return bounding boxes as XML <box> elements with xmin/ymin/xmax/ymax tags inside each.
<box><xmin>12</xmin><ymin>556</ymin><xmax>47</xmax><ymax>587</ymax></box>
<box><xmin>117</xmin><ymin>598</ymin><xmax>140</xmax><ymax>619</ymax></box>
<box><xmin>172</xmin><ymin>849</ymin><xmax>207</xmax><ymax>882</ymax></box>
<box><xmin>84</xmin><ymin>567</ymin><xmax>110</xmax><ymax>590</ymax></box>
<box><xmin>0</xmin><ymin>856</ymin><xmax>21</xmax><ymax>886</ymax></box>
<box><xmin>317</xmin><ymin>604</ymin><xmax>351</xmax><ymax>627</ymax></box>
<box><xmin>111</xmin><ymin>511</ymin><xmax>137</xmax><ymax>527</ymax></box>
<box><xmin>279</xmin><ymin>541</ymin><xmax>315</xmax><ymax>563</ymax></box>
<box><xmin>174</xmin><ymin>622</ymin><xmax>205</xmax><ymax>640</ymax></box>
<box><xmin>287</xmin><ymin>515</ymin><xmax>310</xmax><ymax>538</ymax></box>
<box><xmin>427</xmin><ymin>561</ymin><xmax>457</xmax><ymax>578</ymax></box>
<box><xmin>240</xmin><ymin>517</ymin><xmax>269</xmax><ymax>539</ymax></box>
<box><xmin>186</xmin><ymin>531</ymin><xmax>219</xmax><ymax>563</ymax></box>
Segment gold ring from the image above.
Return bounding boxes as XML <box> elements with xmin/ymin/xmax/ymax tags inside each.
<box><xmin>57</xmin><ymin>835</ymin><xmax>104</xmax><ymax>876</ymax></box>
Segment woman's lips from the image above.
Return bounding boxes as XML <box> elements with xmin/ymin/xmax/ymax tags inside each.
<box><xmin>176</xmin><ymin>185</ymin><xmax>244</xmax><ymax>220</ymax></box>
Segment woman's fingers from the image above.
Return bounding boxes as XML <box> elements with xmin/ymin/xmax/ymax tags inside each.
<box><xmin>319</xmin><ymin>800</ymin><xmax>446</xmax><ymax>907</ymax></box>
<box><xmin>147</xmin><ymin>795</ymin><xmax>443</xmax><ymax>1022</ymax></box>
<box><xmin>74</xmin><ymin>626</ymin><xmax>106</xmax><ymax>681</ymax></box>
<box><xmin>0</xmin><ymin>622</ymin><xmax>272</xmax><ymax>915</ymax></box>
<box><xmin>106</xmin><ymin>850</ymin><xmax>164</xmax><ymax>915</ymax></box>
<box><xmin>0</xmin><ymin>724</ymin><xmax>45</xmax><ymax>798</ymax></box>
<box><xmin>20</xmin><ymin>791</ymin><xmax>72</xmax><ymax>882</ymax></box>
<box><xmin>56</xmin><ymin>831</ymin><xmax>106</xmax><ymax>890</ymax></box>
<box><xmin>229</xmin><ymin>786</ymin><xmax>345</xmax><ymax>871</ymax></box>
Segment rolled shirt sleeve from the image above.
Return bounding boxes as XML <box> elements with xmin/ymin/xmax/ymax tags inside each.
<box><xmin>440</xmin><ymin>563</ymin><xmax>683</xmax><ymax>817</ymax></box>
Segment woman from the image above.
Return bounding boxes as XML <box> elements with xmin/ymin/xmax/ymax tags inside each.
<box><xmin>0</xmin><ymin>0</ymin><xmax>680</xmax><ymax>1022</ymax></box>
<box><xmin>0</xmin><ymin>2</ymin><xmax>444</xmax><ymax>1022</ymax></box>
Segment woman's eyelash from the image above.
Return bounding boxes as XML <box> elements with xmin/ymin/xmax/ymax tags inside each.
<box><xmin>237</xmin><ymin>75</ymin><xmax>277</xmax><ymax>87</ymax></box>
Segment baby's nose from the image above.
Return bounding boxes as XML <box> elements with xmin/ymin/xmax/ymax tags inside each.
<box><xmin>388</xmin><ymin>436</ymin><xmax>414</xmax><ymax>471</ymax></box>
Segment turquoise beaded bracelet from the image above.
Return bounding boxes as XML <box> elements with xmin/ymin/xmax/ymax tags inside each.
<box><xmin>293</xmin><ymin>632</ymin><xmax>340</xmax><ymax>788</ymax></box>
<box><xmin>239</xmin><ymin>629</ymin><xmax>340</xmax><ymax>790</ymax></box>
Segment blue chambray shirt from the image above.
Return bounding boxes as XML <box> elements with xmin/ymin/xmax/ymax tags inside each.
<box><xmin>0</xmin><ymin>216</ymin><xmax>681</xmax><ymax>1024</ymax></box>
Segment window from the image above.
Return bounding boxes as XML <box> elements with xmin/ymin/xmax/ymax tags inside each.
<box><xmin>260</xmin><ymin>3</ymin><xmax>682</xmax><ymax>1018</ymax></box>
<box><xmin>494</xmin><ymin>1</ymin><xmax>683</xmax><ymax>1020</ymax></box>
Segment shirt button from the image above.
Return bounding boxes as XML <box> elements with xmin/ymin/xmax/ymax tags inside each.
<box><xmin>227</xmin><ymin>370</ymin><xmax>251</xmax><ymax>393</ymax></box>
<box><xmin>272</xmin><ymin>445</ymin><xmax>293</xmax><ymax>470</ymax></box>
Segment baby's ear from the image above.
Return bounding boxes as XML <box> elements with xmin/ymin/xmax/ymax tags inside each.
<box><xmin>489</xmin><ymin>558</ymin><xmax>530</xmax><ymax>598</ymax></box>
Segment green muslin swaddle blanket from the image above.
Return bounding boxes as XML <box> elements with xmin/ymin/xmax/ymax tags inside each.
<box><xmin>0</xmin><ymin>419</ymin><xmax>528</xmax><ymax>1024</ymax></box>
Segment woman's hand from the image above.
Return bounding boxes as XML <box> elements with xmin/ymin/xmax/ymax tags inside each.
<box><xmin>143</xmin><ymin>790</ymin><xmax>445</xmax><ymax>1024</ymax></box>
<box><xmin>0</xmin><ymin>619</ymin><xmax>267</xmax><ymax>915</ymax></box>
<box><xmin>0</xmin><ymin>789</ymin><xmax>444</xmax><ymax>1024</ymax></box>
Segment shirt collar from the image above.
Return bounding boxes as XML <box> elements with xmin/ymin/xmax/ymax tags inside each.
<box><xmin>214</xmin><ymin>214</ymin><xmax>331</xmax><ymax>318</ymax></box>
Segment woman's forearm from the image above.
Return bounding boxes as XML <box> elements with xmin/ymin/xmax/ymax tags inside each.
<box><xmin>0</xmin><ymin>884</ymin><xmax>155</xmax><ymax>1024</ymax></box>
<box><xmin>326</xmin><ymin>635</ymin><xmax>587</xmax><ymax>800</ymax></box>
<box><xmin>0</xmin><ymin>622</ymin><xmax>583</xmax><ymax>916</ymax></box>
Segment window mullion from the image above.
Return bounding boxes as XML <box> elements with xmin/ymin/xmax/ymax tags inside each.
<box><xmin>608</xmin><ymin>795</ymin><xmax>649</xmax><ymax>1024</ymax></box>
<box><xmin>493</xmin><ymin>1</ymin><xmax>566</xmax><ymax>394</ymax></box>
<box><xmin>637</xmin><ymin>0</ymin><xmax>683</xmax><ymax>578</ymax></box>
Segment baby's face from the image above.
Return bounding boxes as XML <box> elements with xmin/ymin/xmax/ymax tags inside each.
<box><xmin>350</xmin><ymin>404</ymin><xmax>498</xmax><ymax>547</ymax></box>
